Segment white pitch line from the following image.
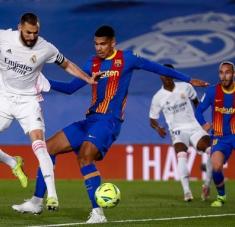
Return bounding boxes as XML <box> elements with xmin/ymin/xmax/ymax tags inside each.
<box><xmin>28</xmin><ymin>213</ymin><xmax>235</xmax><ymax>227</ymax></box>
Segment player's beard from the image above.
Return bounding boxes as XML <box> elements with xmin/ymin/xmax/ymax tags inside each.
<box><xmin>20</xmin><ymin>32</ymin><xmax>38</xmax><ymax>47</ymax></box>
<box><xmin>221</xmin><ymin>79</ymin><xmax>234</xmax><ymax>89</ymax></box>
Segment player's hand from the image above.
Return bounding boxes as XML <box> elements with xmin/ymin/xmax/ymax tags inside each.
<box><xmin>190</xmin><ymin>79</ymin><xmax>209</xmax><ymax>87</ymax></box>
<box><xmin>156</xmin><ymin>127</ymin><xmax>167</xmax><ymax>138</ymax></box>
<box><xmin>86</xmin><ymin>71</ymin><xmax>104</xmax><ymax>84</ymax></box>
<box><xmin>202</xmin><ymin>122</ymin><xmax>212</xmax><ymax>132</ymax></box>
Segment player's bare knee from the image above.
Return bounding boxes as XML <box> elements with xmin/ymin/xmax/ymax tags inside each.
<box><xmin>196</xmin><ymin>135</ymin><xmax>210</xmax><ymax>152</ymax></box>
<box><xmin>174</xmin><ymin>143</ymin><xmax>187</xmax><ymax>153</ymax></box>
<box><xmin>212</xmin><ymin>163</ymin><xmax>223</xmax><ymax>172</ymax></box>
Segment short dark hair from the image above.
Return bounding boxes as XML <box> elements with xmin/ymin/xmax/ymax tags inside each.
<box><xmin>20</xmin><ymin>12</ymin><xmax>39</xmax><ymax>25</ymax></box>
<box><xmin>163</xmin><ymin>63</ymin><xmax>174</xmax><ymax>69</ymax></box>
<box><xmin>95</xmin><ymin>25</ymin><xmax>115</xmax><ymax>38</ymax></box>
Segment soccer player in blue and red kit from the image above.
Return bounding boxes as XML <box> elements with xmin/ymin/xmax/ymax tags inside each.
<box><xmin>13</xmin><ymin>25</ymin><xmax>208</xmax><ymax>223</ymax></box>
<box><xmin>195</xmin><ymin>61</ymin><xmax>235</xmax><ymax>207</ymax></box>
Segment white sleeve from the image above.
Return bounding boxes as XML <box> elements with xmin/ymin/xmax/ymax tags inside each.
<box><xmin>186</xmin><ymin>83</ymin><xmax>197</xmax><ymax>100</ymax></box>
<box><xmin>46</xmin><ymin>42</ymin><xmax>64</xmax><ymax>64</ymax></box>
<box><xmin>149</xmin><ymin>93</ymin><xmax>162</xmax><ymax>119</ymax></box>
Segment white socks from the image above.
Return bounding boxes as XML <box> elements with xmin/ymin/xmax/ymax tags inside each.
<box><xmin>31</xmin><ymin>196</ymin><xmax>43</xmax><ymax>205</ymax></box>
<box><xmin>0</xmin><ymin>149</ymin><xmax>16</xmax><ymax>168</ymax></box>
<box><xmin>204</xmin><ymin>147</ymin><xmax>212</xmax><ymax>187</ymax></box>
<box><xmin>177</xmin><ymin>151</ymin><xmax>190</xmax><ymax>194</ymax></box>
<box><xmin>32</xmin><ymin>140</ymin><xmax>57</xmax><ymax>199</ymax></box>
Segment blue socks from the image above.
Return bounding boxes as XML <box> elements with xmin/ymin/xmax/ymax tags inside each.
<box><xmin>34</xmin><ymin>154</ymin><xmax>56</xmax><ymax>198</ymax></box>
<box><xmin>213</xmin><ymin>171</ymin><xmax>225</xmax><ymax>196</ymax></box>
<box><xmin>81</xmin><ymin>163</ymin><xmax>101</xmax><ymax>208</ymax></box>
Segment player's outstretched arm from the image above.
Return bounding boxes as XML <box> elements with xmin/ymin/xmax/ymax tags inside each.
<box><xmin>195</xmin><ymin>87</ymin><xmax>213</xmax><ymax>125</ymax></box>
<box><xmin>59</xmin><ymin>58</ymin><xmax>98</xmax><ymax>85</ymax></box>
<box><xmin>48</xmin><ymin>78</ymin><xmax>86</xmax><ymax>94</ymax></box>
<box><xmin>190</xmin><ymin>79</ymin><xmax>209</xmax><ymax>87</ymax></box>
<box><xmin>150</xmin><ymin>118</ymin><xmax>167</xmax><ymax>138</ymax></box>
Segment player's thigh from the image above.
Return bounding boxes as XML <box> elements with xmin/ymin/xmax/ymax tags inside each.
<box><xmin>0</xmin><ymin>116</ymin><xmax>13</xmax><ymax>132</ymax></box>
<box><xmin>190</xmin><ymin>127</ymin><xmax>209</xmax><ymax>151</ymax></box>
<box><xmin>16</xmin><ymin>100</ymin><xmax>45</xmax><ymax>134</ymax></box>
<box><xmin>211</xmin><ymin>137</ymin><xmax>232</xmax><ymax>166</ymax></box>
<box><xmin>171</xmin><ymin>129</ymin><xmax>190</xmax><ymax>148</ymax></box>
<box><xmin>46</xmin><ymin>131</ymin><xmax>73</xmax><ymax>155</ymax></box>
<box><xmin>0</xmin><ymin>96</ymin><xmax>13</xmax><ymax>131</ymax></box>
<box><xmin>62</xmin><ymin>121</ymin><xmax>86</xmax><ymax>153</ymax></box>
<box><xmin>85</xmin><ymin>117</ymin><xmax>122</xmax><ymax>160</ymax></box>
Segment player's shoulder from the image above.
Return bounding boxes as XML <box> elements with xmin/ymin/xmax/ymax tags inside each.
<box><xmin>0</xmin><ymin>29</ymin><xmax>15</xmax><ymax>40</ymax></box>
<box><xmin>121</xmin><ymin>49</ymin><xmax>138</xmax><ymax>58</ymax></box>
<box><xmin>175</xmin><ymin>81</ymin><xmax>192</xmax><ymax>89</ymax></box>
<box><xmin>152</xmin><ymin>87</ymin><xmax>165</xmax><ymax>99</ymax></box>
<box><xmin>36</xmin><ymin>36</ymin><xmax>55</xmax><ymax>48</ymax></box>
<box><xmin>205</xmin><ymin>84</ymin><xmax>216</xmax><ymax>94</ymax></box>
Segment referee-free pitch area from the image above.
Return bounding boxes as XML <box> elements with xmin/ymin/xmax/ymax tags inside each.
<box><xmin>1</xmin><ymin>180</ymin><xmax>235</xmax><ymax>226</ymax></box>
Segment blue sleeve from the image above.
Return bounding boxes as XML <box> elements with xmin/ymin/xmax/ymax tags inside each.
<box><xmin>49</xmin><ymin>78</ymin><xmax>87</xmax><ymax>94</ymax></box>
<box><xmin>48</xmin><ymin>58</ymin><xmax>92</xmax><ymax>94</ymax></box>
<box><xmin>129</xmin><ymin>51</ymin><xmax>191</xmax><ymax>82</ymax></box>
<box><xmin>195</xmin><ymin>87</ymin><xmax>214</xmax><ymax>125</ymax></box>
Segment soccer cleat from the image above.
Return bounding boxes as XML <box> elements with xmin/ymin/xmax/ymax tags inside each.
<box><xmin>12</xmin><ymin>198</ymin><xmax>43</xmax><ymax>214</ymax></box>
<box><xmin>211</xmin><ymin>195</ymin><xmax>226</xmax><ymax>207</ymax></box>
<box><xmin>201</xmin><ymin>184</ymin><xmax>210</xmax><ymax>201</ymax></box>
<box><xmin>184</xmin><ymin>191</ymin><xmax>194</xmax><ymax>202</ymax></box>
<box><xmin>46</xmin><ymin>197</ymin><xmax>59</xmax><ymax>211</ymax></box>
<box><xmin>12</xmin><ymin>156</ymin><xmax>28</xmax><ymax>188</ymax></box>
<box><xmin>86</xmin><ymin>208</ymin><xmax>107</xmax><ymax>224</ymax></box>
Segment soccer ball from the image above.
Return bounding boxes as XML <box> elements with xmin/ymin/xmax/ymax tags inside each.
<box><xmin>95</xmin><ymin>183</ymin><xmax>121</xmax><ymax>208</ymax></box>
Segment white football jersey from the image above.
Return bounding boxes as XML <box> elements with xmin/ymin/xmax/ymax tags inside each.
<box><xmin>0</xmin><ymin>29</ymin><xmax>62</xmax><ymax>95</ymax></box>
<box><xmin>149</xmin><ymin>82</ymin><xmax>201</xmax><ymax>130</ymax></box>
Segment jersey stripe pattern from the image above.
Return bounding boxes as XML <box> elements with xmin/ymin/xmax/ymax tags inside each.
<box><xmin>213</xmin><ymin>84</ymin><xmax>235</xmax><ymax>136</ymax></box>
<box><xmin>88</xmin><ymin>50</ymin><xmax>125</xmax><ymax>119</ymax></box>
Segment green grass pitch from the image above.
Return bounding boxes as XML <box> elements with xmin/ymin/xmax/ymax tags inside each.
<box><xmin>1</xmin><ymin>180</ymin><xmax>235</xmax><ymax>226</ymax></box>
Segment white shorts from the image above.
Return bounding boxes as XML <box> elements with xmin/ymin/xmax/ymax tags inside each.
<box><xmin>170</xmin><ymin>126</ymin><xmax>208</xmax><ymax>150</ymax></box>
<box><xmin>0</xmin><ymin>93</ymin><xmax>45</xmax><ymax>134</ymax></box>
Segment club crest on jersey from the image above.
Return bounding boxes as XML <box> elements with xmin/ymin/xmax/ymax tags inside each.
<box><xmin>114</xmin><ymin>59</ymin><xmax>122</xmax><ymax>67</ymax></box>
<box><xmin>30</xmin><ymin>55</ymin><xmax>37</xmax><ymax>63</ymax></box>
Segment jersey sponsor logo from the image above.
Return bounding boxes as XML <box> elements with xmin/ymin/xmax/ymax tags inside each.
<box><xmin>92</xmin><ymin>70</ymin><xmax>120</xmax><ymax>79</ymax></box>
<box><xmin>215</xmin><ymin>106</ymin><xmax>235</xmax><ymax>114</ymax></box>
<box><xmin>118</xmin><ymin>12</ymin><xmax>235</xmax><ymax>68</ymax></box>
<box><xmin>4</xmin><ymin>58</ymin><xmax>33</xmax><ymax>75</ymax></box>
<box><xmin>167</xmin><ymin>101</ymin><xmax>187</xmax><ymax>113</ymax></box>
<box><xmin>215</xmin><ymin>99</ymin><xmax>222</xmax><ymax>102</ymax></box>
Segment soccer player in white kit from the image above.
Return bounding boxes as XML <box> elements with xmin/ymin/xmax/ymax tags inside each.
<box><xmin>0</xmin><ymin>12</ymin><xmax>97</xmax><ymax>211</ymax></box>
<box><xmin>149</xmin><ymin>64</ymin><xmax>212</xmax><ymax>201</ymax></box>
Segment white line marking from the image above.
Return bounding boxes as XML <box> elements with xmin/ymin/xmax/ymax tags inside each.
<box><xmin>28</xmin><ymin>213</ymin><xmax>235</xmax><ymax>227</ymax></box>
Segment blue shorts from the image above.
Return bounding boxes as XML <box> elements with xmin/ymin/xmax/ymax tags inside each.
<box><xmin>211</xmin><ymin>134</ymin><xmax>235</xmax><ymax>163</ymax></box>
<box><xmin>63</xmin><ymin>113</ymin><xmax>122</xmax><ymax>159</ymax></box>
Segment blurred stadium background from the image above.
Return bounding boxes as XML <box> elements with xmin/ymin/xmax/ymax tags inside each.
<box><xmin>1</xmin><ymin>0</ymin><xmax>235</xmax><ymax>180</ymax></box>
<box><xmin>2</xmin><ymin>1</ymin><xmax>235</xmax><ymax>226</ymax></box>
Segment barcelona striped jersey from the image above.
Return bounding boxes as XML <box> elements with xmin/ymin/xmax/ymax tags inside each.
<box><xmin>82</xmin><ymin>49</ymin><xmax>191</xmax><ymax>120</ymax></box>
<box><xmin>195</xmin><ymin>83</ymin><xmax>235</xmax><ymax>136</ymax></box>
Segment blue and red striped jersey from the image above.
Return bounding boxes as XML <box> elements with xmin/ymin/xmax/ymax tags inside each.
<box><xmin>49</xmin><ymin>49</ymin><xmax>191</xmax><ymax>120</ymax></box>
<box><xmin>195</xmin><ymin>83</ymin><xmax>235</xmax><ymax>136</ymax></box>
<box><xmin>83</xmin><ymin>50</ymin><xmax>191</xmax><ymax>119</ymax></box>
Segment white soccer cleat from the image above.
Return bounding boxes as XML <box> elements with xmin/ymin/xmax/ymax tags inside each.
<box><xmin>184</xmin><ymin>191</ymin><xmax>194</xmax><ymax>202</ymax></box>
<box><xmin>12</xmin><ymin>198</ymin><xmax>43</xmax><ymax>214</ymax></box>
<box><xmin>86</xmin><ymin>207</ymin><xmax>107</xmax><ymax>224</ymax></box>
